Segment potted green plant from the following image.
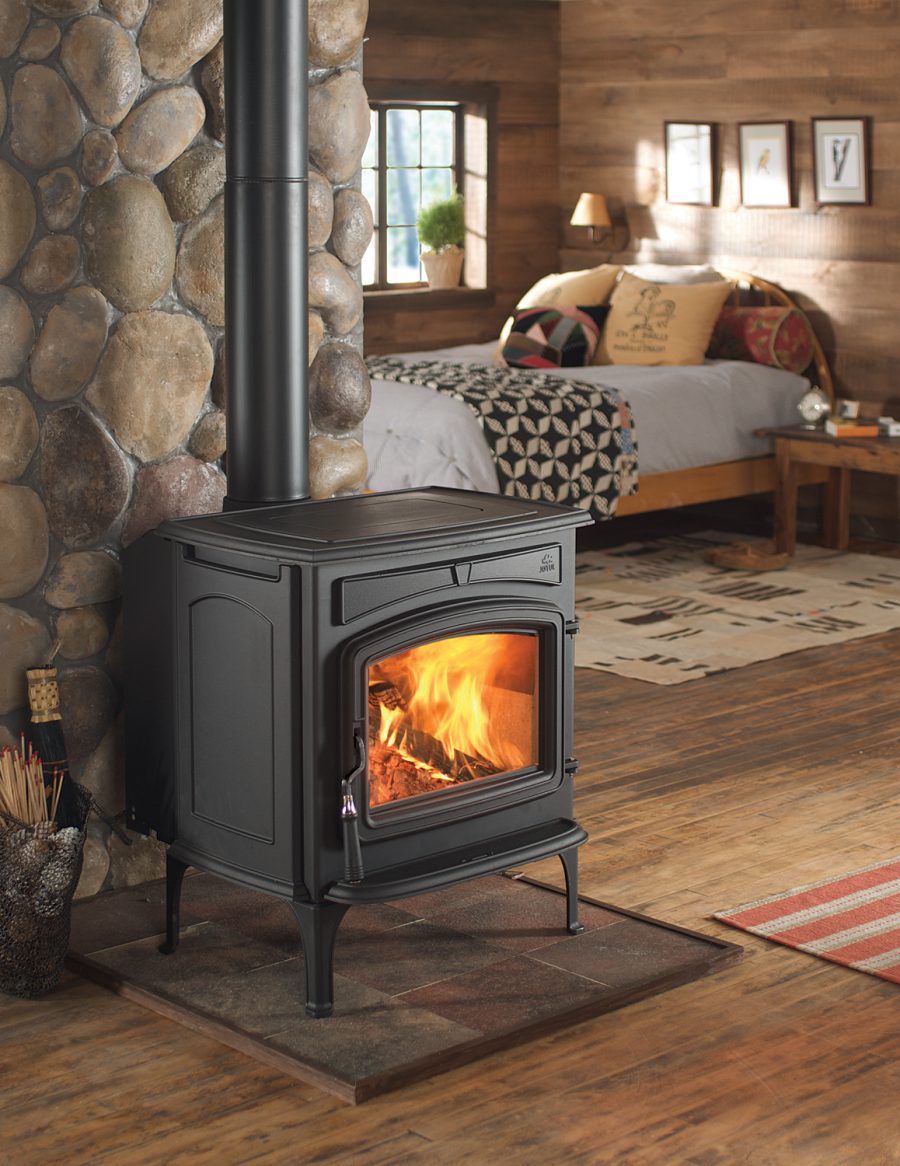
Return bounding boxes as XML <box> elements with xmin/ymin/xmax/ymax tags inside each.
<box><xmin>417</xmin><ymin>193</ymin><xmax>465</xmax><ymax>289</ymax></box>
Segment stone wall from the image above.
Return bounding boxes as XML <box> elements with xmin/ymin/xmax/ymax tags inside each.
<box><xmin>0</xmin><ymin>0</ymin><xmax>372</xmax><ymax>895</ymax></box>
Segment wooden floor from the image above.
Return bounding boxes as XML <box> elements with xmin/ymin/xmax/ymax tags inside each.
<box><xmin>3</xmin><ymin>548</ymin><xmax>900</xmax><ymax>1164</ymax></box>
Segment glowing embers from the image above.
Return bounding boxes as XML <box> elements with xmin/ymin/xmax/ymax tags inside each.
<box><xmin>367</xmin><ymin>632</ymin><xmax>539</xmax><ymax>808</ymax></box>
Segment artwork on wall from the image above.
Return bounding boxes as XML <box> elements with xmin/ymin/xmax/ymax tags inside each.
<box><xmin>664</xmin><ymin>122</ymin><xmax>714</xmax><ymax>205</ymax></box>
<box><xmin>812</xmin><ymin>117</ymin><xmax>870</xmax><ymax>205</ymax></box>
<box><xmin>738</xmin><ymin>122</ymin><xmax>792</xmax><ymax>208</ymax></box>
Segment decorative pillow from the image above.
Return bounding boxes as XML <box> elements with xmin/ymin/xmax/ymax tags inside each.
<box><xmin>596</xmin><ymin>273</ymin><xmax>734</xmax><ymax>367</ymax></box>
<box><xmin>623</xmin><ymin>263</ymin><xmax>725</xmax><ymax>286</ymax></box>
<box><xmin>707</xmin><ymin>306</ymin><xmax>814</xmax><ymax>373</ymax></box>
<box><xmin>498</xmin><ymin>305</ymin><xmax>611</xmax><ymax>369</ymax></box>
<box><xmin>516</xmin><ymin>264</ymin><xmax>621</xmax><ymax>309</ymax></box>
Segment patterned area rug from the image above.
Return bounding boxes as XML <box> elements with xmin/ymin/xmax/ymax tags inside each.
<box><xmin>714</xmin><ymin>857</ymin><xmax>900</xmax><ymax>985</ymax></box>
<box><xmin>575</xmin><ymin>532</ymin><xmax>900</xmax><ymax>684</ymax></box>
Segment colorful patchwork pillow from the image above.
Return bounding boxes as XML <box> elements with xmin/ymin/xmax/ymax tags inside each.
<box><xmin>708</xmin><ymin>306</ymin><xmax>814</xmax><ymax>373</ymax></box>
<box><xmin>499</xmin><ymin>305</ymin><xmax>611</xmax><ymax>369</ymax></box>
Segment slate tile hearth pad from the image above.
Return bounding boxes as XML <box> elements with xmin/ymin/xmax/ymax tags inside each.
<box><xmin>67</xmin><ymin>872</ymin><xmax>741</xmax><ymax>1103</ymax></box>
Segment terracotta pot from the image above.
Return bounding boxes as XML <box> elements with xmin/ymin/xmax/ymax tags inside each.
<box><xmin>421</xmin><ymin>246</ymin><xmax>464</xmax><ymax>289</ymax></box>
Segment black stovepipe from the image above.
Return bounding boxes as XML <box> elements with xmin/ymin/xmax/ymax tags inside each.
<box><xmin>224</xmin><ymin>0</ymin><xmax>310</xmax><ymax>508</ymax></box>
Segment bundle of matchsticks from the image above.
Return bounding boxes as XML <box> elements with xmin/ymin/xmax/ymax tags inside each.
<box><xmin>0</xmin><ymin>738</ymin><xmax>64</xmax><ymax>828</ymax></box>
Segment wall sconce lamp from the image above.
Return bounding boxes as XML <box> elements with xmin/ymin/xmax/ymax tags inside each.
<box><xmin>570</xmin><ymin>192</ymin><xmax>630</xmax><ymax>251</ymax></box>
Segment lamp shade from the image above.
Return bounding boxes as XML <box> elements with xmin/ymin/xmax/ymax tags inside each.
<box><xmin>570</xmin><ymin>192</ymin><xmax>612</xmax><ymax>229</ymax></box>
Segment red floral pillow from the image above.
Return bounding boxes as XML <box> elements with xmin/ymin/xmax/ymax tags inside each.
<box><xmin>708</xmin><ymin>306</ymin><xmax>814</xmax><ymax>374</ymax></box>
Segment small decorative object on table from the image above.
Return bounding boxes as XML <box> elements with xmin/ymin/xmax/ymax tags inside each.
<box><xmin>0</xmin><ymin>740</ymin><xmax>91</xmax><ymax>998</ymax></box>
<box><xmin>796</xmin><ymin>386</ymin><xmax>830</xmax><ymax>427</ymax></box>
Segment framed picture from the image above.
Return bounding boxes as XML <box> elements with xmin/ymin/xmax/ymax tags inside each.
<box><xmin>664</xmin><ymin>122</ymin><xmax>714</xmax><ymax>206</ymax></box>
<box><xmin>812</xmin><ymin>117</ymin><xmax>870</xmax><ymax>205</ymax></box>
<box><xmin>738</xmin><ymin>122</ymin><xmax>792</xmax><ymax>208</ymax></box>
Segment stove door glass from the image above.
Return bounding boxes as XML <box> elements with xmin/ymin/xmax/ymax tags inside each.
<box><xmin>367</xmin><ymin>631</ymin><xmax>539</xmax><ymax>809</ymax></box>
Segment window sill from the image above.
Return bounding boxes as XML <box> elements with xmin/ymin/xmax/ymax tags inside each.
<box><xmin>364</xmin><ymin>287</ymin><xmax>496</xmax><ymax>312</ymax></box>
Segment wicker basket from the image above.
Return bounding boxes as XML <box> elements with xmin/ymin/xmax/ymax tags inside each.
<box><xmin>0</xmin><ymin>783</ymin><xmax>91</xmax><ymax>999</ymax></box>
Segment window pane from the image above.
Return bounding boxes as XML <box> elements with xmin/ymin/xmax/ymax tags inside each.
<box><xmin>387</xmin><ymin>168</ymin><xmax>421</xmax><ymax>227</ymax></box>
<box><xmin>422</xmin><ymin>109</ymin><xmax>454</xmax><ymax>167</ymax></box>
<box><xmin>421</xmin><ymin>168</ymin><xmax>454</xmax><ymax>207</ymax></box>
<box><xmin>361</xmin><ymin>232</ymin><xmax>377</xmax><ymax>287</ymax></box>
<box><xmin>362</xmin><ymin>109</ymin><xmax>379</xmax><ymax>169</ymax></box>
<box><xmin>387</xmin><ymin>108</ymin><xmax>420</xmax><ymax>167</ymax></box>
<box><xmin>387</xmin><ymin>226</ymin><xmax>422</xmax><ymax>284</ymax></box>
<box><xmin>361</xmin><ymin>169</ymin><xmax>378</xmax><ymax>226</ymax></box>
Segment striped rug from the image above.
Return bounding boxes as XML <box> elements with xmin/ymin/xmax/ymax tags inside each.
<box><xmin>714</xmin><ymin>857</ymin><xmax>900</xmax><ymax>985</ymax></box>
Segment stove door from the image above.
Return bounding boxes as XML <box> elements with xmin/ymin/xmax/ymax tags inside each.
<box><xmin>345</xmin><ymin>605</ymin><xmax>567</xmax><ymax>838</ymax></box>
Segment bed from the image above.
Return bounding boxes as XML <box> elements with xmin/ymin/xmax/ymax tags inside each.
<box><xmin>363</xmin><ymin>272</ymin><xmax>835</xmax><ymax>518</ymax></box>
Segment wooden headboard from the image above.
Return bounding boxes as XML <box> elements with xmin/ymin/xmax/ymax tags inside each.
<box><xmin>718</xmin><ymin>270</ymin><xmax>835</xmax><ymax>405</ymax></box>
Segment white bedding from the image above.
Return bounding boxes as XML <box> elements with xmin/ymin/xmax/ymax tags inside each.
<box><xmin>363</xmin><ymin>342</ymin><xmax>810</xmax><ymax>495</ymax></box>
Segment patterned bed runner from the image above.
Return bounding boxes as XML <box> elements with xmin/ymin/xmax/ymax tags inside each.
<box><xmin>366</xmin><ymin>357</ymin><xmax>638</xmax><ymax>517</ymax></box>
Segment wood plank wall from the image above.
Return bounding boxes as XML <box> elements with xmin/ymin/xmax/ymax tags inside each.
<box><xmin>560</xmin><ymin>0</ymin><xmax>900</xmax><ymax>535</ymax></box>
<box><xmin>363</xmin><ymin>0</ymin><xmax>561</xmax><ymax>355</ymax></box>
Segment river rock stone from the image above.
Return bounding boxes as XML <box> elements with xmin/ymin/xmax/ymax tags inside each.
<box><xmin>199</xmin><ymin>39</ymin><xmax>224</xmax><ymax>141</ymax></box>
<box><xmin>189</xmin><ymin>410</ymin><xmax>226</xmax><ymax>462</ymax></box>
<box><xmin>83</xmin><ymin>175</ymin><xmax>176</xmax><ymax>311</ymax></box>
<box><xmin>61</xmin><ymin>15</ymin><xmax>141</xmax><ymax>128</ymax></box>
<box><xmin>36</xmin><ymin>166</ymin><xmax>81</xmax><ymax>231</ymax></box>
<box><xmin>32</xmin><ymin>0</ymin><xmax>96</xmax><ymax>16</ymax></box>
<box><xmin>75</xmin><ymin>830</ymin><xmax>110</xmax><ymax>900</ymax></box>
<box><xmin>109</xmin><ymin>829</ymin><xmax>165</xmax><ymax>888</ymax></box>
<box><xmin>138</xmin><ymin>0</ymin><xmax>223</xmax><ymax>81</ymax></box>
<box><xmin>308</xmin><ymin>250</ymin><xmax>363</xmax><ymax>337</ymax></box>
<box><xmin>309</xmin><ymin>435</ymin><xmax>368</xmax><ymax>499</ymax></box>
<box><xmin>10</xmin><ymin>65</ymin><xmax>83</xmax><ymax>171</ymax></box>
<box><xmin>0</xmin><ymin>287</ymin><xmax>34</xmax><ymax>379</ymax></box>
<box><xmin>0</xmin><ymin>160</ymin><xmax>35</xmax><ymax>278</ymax></box>
<box><xmin>309</xmin><ymin>0</ymin><xmax>368</xmax><ymax>67</ymax></box>
<box><xmin>105</xmin><ymin>610</ymin><xmax>123</xmax><ymax>681</ymax></box>
<box><xmin>30</xmin><ymin>286</ymin><xmax>109</xmax><ymax>401</ymax></box>
<box><xmin>175</xmin><ymin>194</ymin><xmax>224</xmax><ymax>325</ymax></box>
<box><xmin>0</xmin><ymin>0</ymin><xmax>28</xmax><ymax>58</ymax></box>
<box><xmin>162</xmin><ymin>143</ymin><xmax>224</xmax><ymax>222</ymax></box>
<box><xmin>102</xmin><ymin>0</ymin><xmax>148</xmax><ymax>29</ymax></box>
<box><xmin>123</xmin><ymin>455</ymin><xmax>226</xmax><ymax>545</ymax></box>
<box><xmin>80</xmin><ymin>718</ymin><xmax>123</xmax><ymax>812</ymax></box>
<box><xmin>332</xmin><ymin>188</ymin><xmax>374</xmax><ymax>267</ymax></box>
<box><xmin>115</xmin><ymin>86</ymin><xmax>206</xmax><ymax>177</ymax></box>
<box><xmin>0</xmin><ymin>604</ymin><xmax>50</xmax><ymax>715</ymax></box>
<box><xmin>0</xmin><ymin>485</ymin><xmax>49</xmax><ymax>599</ymax></box>
<box><xmin>45</xmin><ymin>550</ymin><xmax>122</xmax><ymax>609</ymax></box>
<box><xmin>19</xmin><ymin>20</ymin><xmax>60</xmax><ymax>62</ymax></box>
<box><xmin>309</xmin><ymin>71</ymin><xmax>370</xmax><ymax>186</ymax></box>
<box><xmin>87</xmin><ymin>310</ymin><xmax>213</xmax><ymax>461</ymax></box>
<box><xmin>0</xmin><ymin>77</ymin><xmax>5</xmax><ymax>135</ymax></box>
<box><xmin>81</xmin><ymin>128</ymin><xmax>118</xmax><ymax>186</ymax></box>
<box><xmin>58</xmin><ymin>665</ymin><xmax>117</xmax><ymax>762</ymax></box>
<box><xmin>56</xmin><ymin>606</ymin><xmax>109</xmax><ymax>660</ymax></box>
<box><xmin>40</xmin><ymin>406</ymin><xmax>130</xmax><ymax>548</ymax></box>
<box><xmin>0</xmin><ymin>387</ymin><xmax>38</xmax><ymax>481</ymax></box>
<box><xmin>308</xmin><ymin>311</ymin><xmax>324</xmax><ymax>366</ymax></box>
<box><xmin>20</xmin><ymin>234</ymin><xmax>80</xmax><ymax>295</ymax></box>
<box><xmin>310</xmin><ymin>344</ymin><xmax>371</xmax><ymax>434</ymax></box>
<box><xmin>308</xmin><ymin>169</ymin><xmax>334</xmax><ymax>249</ymax></box>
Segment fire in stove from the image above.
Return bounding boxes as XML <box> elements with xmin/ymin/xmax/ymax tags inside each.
<box><xmin>367</xmin><ymin>633</ymin><xmax>539</xmax><ymax>807</ymax></box>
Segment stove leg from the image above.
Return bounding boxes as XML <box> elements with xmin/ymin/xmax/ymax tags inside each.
<box><xmin>289</xmin><ymin>901</ymin><xmax>350</xmax><ymax>1018</ymax></box>
<box><xmin>159</xmin><ymin>853</ymin><xmax>189</xmax><ymax>955</ymax></box>
<box><xmin>559</xmin><ymin>847</ymin><xmax>585</xmax><ymax>935</ymax></box>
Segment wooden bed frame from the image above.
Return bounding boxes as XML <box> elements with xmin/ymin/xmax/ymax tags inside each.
<box><xmin>616</xmin><ymin>272</ymin><xmax>835</xmax><ymax>517</ymax></box>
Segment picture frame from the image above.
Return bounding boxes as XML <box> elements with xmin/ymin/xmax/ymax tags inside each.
<box><xmin>664</xmin><ymin>122</ymin><xmax>715</xmax><ymax>206</ymax></box>
<box><xmin>812</xmin><ymin>117</ymin><xmax>870</xmax><ymax>205</ymax></box>
<box><xmin>738</xmin><ymin>122</ymin><xmax>793</xmax><ymax>208</ymax></box>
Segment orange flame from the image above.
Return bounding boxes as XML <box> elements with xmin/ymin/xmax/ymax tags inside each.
<box><xmin>370</xmin><ymin>632</ymin><xmax>538</xmax><ymax>788</ymax></box>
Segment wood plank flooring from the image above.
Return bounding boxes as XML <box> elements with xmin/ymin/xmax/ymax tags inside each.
<box><xmin>2</xmin><ymin>560</ymin><xmax>900</xmax><ymax>1164</ymax></box>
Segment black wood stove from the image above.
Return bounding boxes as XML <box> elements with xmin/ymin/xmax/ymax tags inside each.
<box><xmin>123</xmin><ymin>0</ymin><xmax>592</xmax><ymax>1017</ymax></box>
